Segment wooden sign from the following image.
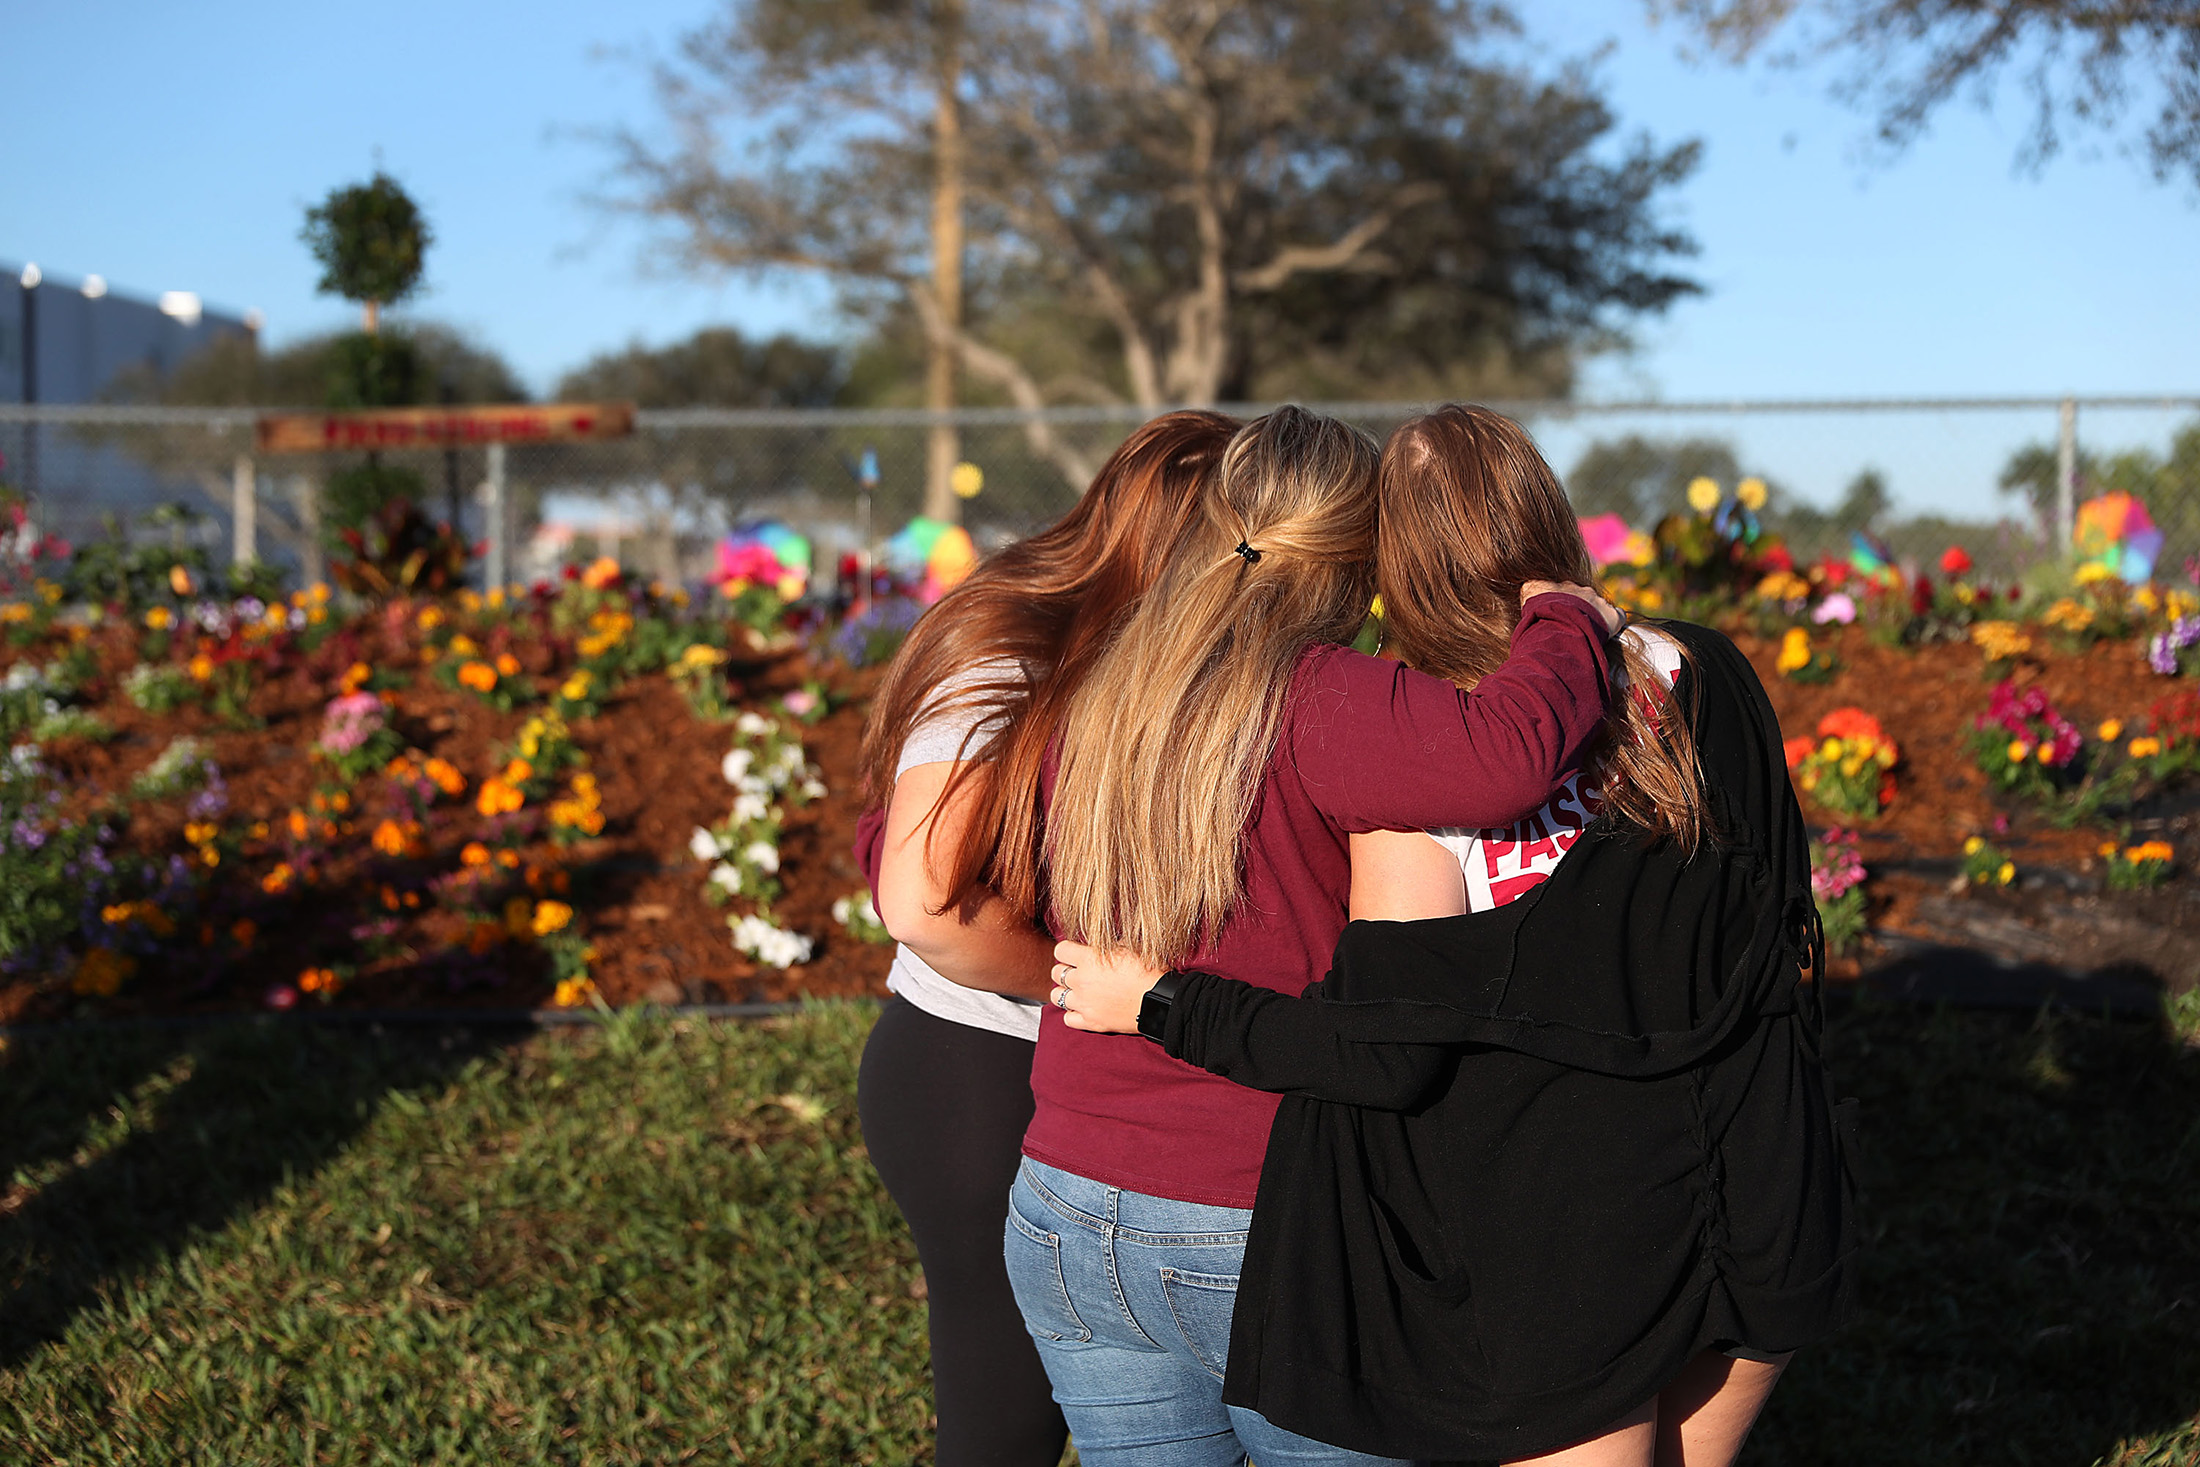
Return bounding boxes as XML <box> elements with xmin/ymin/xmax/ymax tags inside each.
<box><xmin>255</xmin><ymin>401</ymin><xmax>636</xmax><ymax>455</ymax></box>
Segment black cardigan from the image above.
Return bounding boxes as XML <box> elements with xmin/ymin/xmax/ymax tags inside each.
<box><xmin>1155</xmin><ymin>620</ymin><xmax>1859</xmax><ymax>1461</ymax></box>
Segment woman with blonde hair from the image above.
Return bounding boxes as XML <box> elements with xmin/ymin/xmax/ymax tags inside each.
<box><xmin>1052</xmin><ymin>404</ymin><xmax>1857</xmax><ymax>1467</ymax></box>
<box><xmin>856</xmin><ymin>410</ymin><xmax>1238</xmax><ymax>1467</ymax></box>
<box><xmin>1003</xmin><ymin>406</ymin><xmax>1624</xmax><ymax>1466</ymax></box>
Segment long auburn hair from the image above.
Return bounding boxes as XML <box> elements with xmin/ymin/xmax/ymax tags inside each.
<box><xmin>1379</xmin><ymin>404</ymin><xmax>1709</xmax><ymax>851</ymax></box>
<box><xmin>1046</xmin><ymin>407</ymin><xmax>1381</xmax><ymax>965</ymax></box>
<box><xmin>859</xmin><ymin>410</ymin><xmax>1240</xmax><ymax>919</ymax></box>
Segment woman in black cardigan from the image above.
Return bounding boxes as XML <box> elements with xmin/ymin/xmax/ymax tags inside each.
<box><xmin>1047</xmin><ymin>406</ymin><xmax>1858</xmax><ymax>1467</ymax></box>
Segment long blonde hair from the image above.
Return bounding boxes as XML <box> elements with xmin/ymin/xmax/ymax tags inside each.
<box><xmin>1046</xmin><ymin>407</ymin><xmax>1380</xmax><ymax>964</ymax></box>
<box><xmin>1380</xmin><ymin>405</ymin><xmax>1709</xmax><ymax>851</ymax></box>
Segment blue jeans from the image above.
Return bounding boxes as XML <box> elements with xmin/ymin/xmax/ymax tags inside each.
<box><xmin>1003</xmin><ymin>1158</ymin><xmax>1411</xmax><ymax>1467</ymax></box>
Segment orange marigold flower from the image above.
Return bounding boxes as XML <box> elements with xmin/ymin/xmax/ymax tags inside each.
<box><xmin>466</xmin><ymin>920</ymin><xmax>502</xmax><ymax>956</ymax></box>
<box><xmin>423</xmin><ymin>757</ymin><xmax>465</xmax><ymax>795</ymax></box>
<box><xmin>475</xmin><ymin>778</ymin><xmax>525</xmax><ymax>817</ymax></box>
<box><xmin>457</xmin><ymin>660</ymin><xmax>499</xmax><ymax>693</ymax></box>
<box><xmin>495</xmin><ymin>849</ymin><xmax>521</xmax><ymax>869</ymax></box>
<box><xmin>502</xmin><ymin>758</ymin><xmax>533</xmax><ymax>785</ymax></box>
<box><xmin>188</xmin><ymin>653</ymin><xmax>215</xmax><ymax>682</ymax></box>
<box><xmin>262</xmin><ymin>863</ymin><xmax>297</xmax><ymax>894</ymax></box>
<box><xmin>231</xmin><ymin>918</ymin><xmax>258</xmax><ymax>947</ymax></box>
<box><xmin>503</xmin><ymin>897</ymin><xmax>534</xmax><ymax>939</ymax></box>
<box><xmin>460</xmin><ymin>841</ymin><xmax>492</xmax><ymax>868</ymax></box>
<box><xmin>531</xmin><ymin>900</ymin><xmax>574</xmax><ymax>936</ymax></box>
<box><xmin>494</xmin><ymin>652</ymin><xmax>521</xmax><ymax>678</ymax></box>
<box><xmin>287</xmin><ymin>809</ymin><xmax>310</xmax><ymax>840</ymax></box>
<box><xmin>370</xmin><ymin>819</ymin><xmax>411</xmax><ymax>857</ymax></box>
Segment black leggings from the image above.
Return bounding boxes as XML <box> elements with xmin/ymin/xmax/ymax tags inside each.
<box><xmin>858</xmin><ymin>997</ymin><xmax>1069</xmax><ymax>1467</ymax></box>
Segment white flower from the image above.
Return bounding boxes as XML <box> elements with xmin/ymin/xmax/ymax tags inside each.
<box><xmin>709</xmin><ymin>862</ymin><xmax>744</xmax><ymax>892</ymax></box>
<box><xmin>730</xmin><ymin>913</ymin><xmax>813</xmax><ymax>967</ymax></box>
<box><xmin>720</xmin><ymin>748</ymin><xmax>754</xmax><ymax>785</ymax></box>
<box><xmin>737</xmin><ymin>774</ymin><xmax>771</xmax><ymax>799</ymax></box>
<box><xmin>736</xmin><ymin>712</ymin><xmax>773</xmax><ymax>736</ymax></box>
<box><xmin>773</xmin><ymin>743</ymin><xmax>804</xmax><ymax>773</ymax></box>
<box><xmin>688</xmin><ymin>827</ymin><xmax>722</xmax><ymax>861</ymax></box>
<box><xmin>800</xmin><ymin>778</ymin><xmax>828</xmax><ymax>802</ymax></box>
<box><xmin>741</xmin><ymin>840</ymin><xmax>780</xmax><ymax>874</ymax></box>
<box><xmin>732</xmin><ymin>793</ymin><xmax>770</xmax><ymax>824</ymax></box>
<box><xmin>831</xmin><ymin>896</ymin><xmax>852</xmax><ymax>923</ymax></box>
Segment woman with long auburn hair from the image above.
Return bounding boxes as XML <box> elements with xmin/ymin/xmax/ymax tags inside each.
<box><xmin>854</xmin><ymin>409</ymin><xmax>1238</xmax><ymax>1467</ymax></box>
<box><xmin>1003</xmin><ymin>406</ymin><xmax>1625</xmax><ymax>1467</ymax></box>
<box><xmin>1050</xmin><ymin>404</ymin><xmax>1857</xmax><ymax>1467</ymax></box>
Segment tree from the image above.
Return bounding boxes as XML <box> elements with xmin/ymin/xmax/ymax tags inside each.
<box><xmin>609</xmin><ymin>0</ymin><xmax>1701</xmax><ymax>484</ymax></box>
<box><xmin>1648</xmin><ymin>0</ymin><xmax>2200</xmax><ymax>187</ymax></box>
<box><xmin>1566</xmin><ymin>434</ymin><xmax>1748</xmax><ymax>521</ymax></box>
<box><xmin>301</xmin><ymin>172</ymin><xmax>433</xmax><ymax>333</ymax></box>
<box><xmin>554</xmin><ymin>327</ymin><xmax>843</xmax><ymax>407</ymax></box>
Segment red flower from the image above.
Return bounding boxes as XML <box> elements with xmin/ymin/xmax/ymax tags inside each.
<box><xmin>1761</xmin><ymin>544</ymin><xmax>1795</xmax><ymax>573</ymax></box>
<box><xmin>1817</xmin><ymin>707</ymin><xmax>1885</xmax><ymax>744</ymax></box>
<box><xmin>1909</xmin><ymin>573</ymin><xmax>1934</xmax><ymax>617</ymax></box>
<box><xmin>1940</xmin><ymin>545</ymin><xmax>1973</xmax><ymax>576</ymax></box>
<box><xmin>1783</xmin><ymin>735</ymin><xmax>1815</xmax><ymax>771</ymax></box>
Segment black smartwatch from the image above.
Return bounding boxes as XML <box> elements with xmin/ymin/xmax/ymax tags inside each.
<box><xmin>1135</xmin><ymin>970</ymin><xmax>1187</xmax><ymax>1042</ymax></box>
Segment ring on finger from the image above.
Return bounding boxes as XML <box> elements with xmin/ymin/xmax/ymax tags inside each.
<box><xmin>1050</xmin><ymin>986</ymin><xmax>1070</xmax><ymax>1011</ymax></box>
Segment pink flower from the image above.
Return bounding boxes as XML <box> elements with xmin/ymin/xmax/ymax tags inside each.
<box><xmin>1812</xmin><ymin>593</ymin><xmax>1857</xmax><ymax>625</ymax></box>
<box><xmin>317</xmin><ymin>691</ymin><xmax>387</xmax><ymax>755</ymax></box>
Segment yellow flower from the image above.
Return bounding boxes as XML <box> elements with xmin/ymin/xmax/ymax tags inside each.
<box><xmin>1970</xmin><ymin>621</ymin><xmax>2033</xmax><ymax>662</ymax></box>
<box><xmin>2007</xmin><ymin>740</ymin><xmax>2031</xmax><ymax>763</ymax></box>
<box><xmin>1775</xmin><ymin>627</ymin><xmax>1812</xmax><ymax>675</ymax></box>
<box><xmin>2097</xmin><ymin>719</ymin><xmax>2124</xmax><ymax>743</ymax></box>
<box><xmin>559</xmin><ymin>672</ymin><xmax>591</xmax><ymax>702</ymax></box>
<box><xmin>551</xmin><ymin>976</ymin><xmax>597</xmax><ymax>1009</ymax></box>
<box><xmin>448</xmin><ymin>634</ymin><xmax>479</xmax><ymax>657</ymax></box>
<box><xmin>2129</xmin><ymin>737</ymin><xmax>2163</xmax><ymax>759</ymax></box>
<box><xmin>458</xmin><ymin>589</ymin><xmax>483</xmax><ymax>613</ymax></box>
<box><xmin>2043</xmin><ymin>598</ymin><xmax>2095</xmax><ymax>632</ymax></box>
<box><xmin>531</xmin><ymin>900</ymin><xmax>574</xmax><ymax>936</ymax></box>
<box><xmin>1996</xmin><ymin>862</ymin><xmax>2015</xmax><ymax>886</ymax></box>
<box><xmin>144</xmin><ymin>606</ymin><xmax>174</xmax><ymax>631</ymax></box>
<box><xmin>2074</xmin><ymin>561</ymin><xmax>2114</xmax><ymax>585</ymax></box>
<box><xmin>677</xmin><ymin>643</ymin><xmax>726</xmax><ymax>670</ymax></box>
<box><xmin>1819</xmin><ymin>737</ymin><xmax>1843</xmax><ymax>760</ymax></box>
<box><xmin>0</xmin><ymin>603</ymin><xmax>30</xmax><ymax>625</ymax></box>
<box><xmin>1735</xmin><ymin>477</ymin><xmax>1768</xmax><ymax>511</ymax></box>
<box><xmin>417</xmin><ymin>605</ymin><xmax>445</xmax><ymax>631</ymax></box>
<box><xmin>2135</xmin><ymin>586</ymin><xmax>2161</xmax><ymax>614</ymax></box>
<box><xmin>1963</xmin><ymin>836</ymin><xmax>1984</xmax><ymax>856</ymax></box>
<box><xmin>1686</xmin><ymin>477</ymin><xmax>1721</xmax><ymax>513</ymax></box>
<box><xmin>1635</xmin><ymin>586</ymin><xmax>1665</xmax><ymax>611</ymax></box>
<box><xmin>168</xmin><ymin>565</ymin><xmax>195</xmax><ymax>596</ymax></box>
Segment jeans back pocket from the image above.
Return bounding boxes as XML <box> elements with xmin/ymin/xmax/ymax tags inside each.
<box><xmin>1157</xmin><ymin>1267</ymin><xmax>1239</xmax><ymax>1379</ymax></box>
<box><xmin>1005</xmin><ymin>1194</ymin><xmax>1093</xmax><ymax>1343</ymax></box>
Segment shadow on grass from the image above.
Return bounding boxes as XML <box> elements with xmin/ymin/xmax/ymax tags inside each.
<box><xmin>1751</xmin><ymin>993</ymin><xmax>2200</xmax><ymax>1466</ymax></box>
<box><xmin>0</xmin><ymin>1018</ymin><xmax>504</xmax><ymax>1368</ymax></box>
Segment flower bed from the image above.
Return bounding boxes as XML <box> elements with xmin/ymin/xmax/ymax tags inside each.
<box><xmin>0</xmin><ymin>568</ymin><xmax>899</xmax><ymax>1027</ymax></box>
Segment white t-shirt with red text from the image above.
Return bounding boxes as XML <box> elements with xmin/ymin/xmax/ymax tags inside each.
<box><xmin>1427</xmin><ymin>627</ymin><xmax>1683</xmax><ymax>911</ymax></box>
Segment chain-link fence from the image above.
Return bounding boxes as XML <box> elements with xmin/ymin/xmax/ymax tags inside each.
<box><xmin>2</xmin><ymin>397</ymin><xmax>2196</xmax><ymax>588</ymax></box>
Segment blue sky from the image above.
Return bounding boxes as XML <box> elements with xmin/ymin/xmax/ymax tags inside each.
<box><xmin>6</xmin><ymin>0</ymin><xmax>2195</xmax><ymax>514</ymax></box>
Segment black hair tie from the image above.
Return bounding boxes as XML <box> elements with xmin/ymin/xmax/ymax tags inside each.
<box><xmin>1234</xmin><ymin>541</ymin><xmax>1262</xmax><ymax>565</ymax></box>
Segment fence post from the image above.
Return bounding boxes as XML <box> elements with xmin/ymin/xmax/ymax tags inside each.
<box><xmin>294</xmin><ymin>475</ymin><xmax>325</xmax><ymax>589</ymax></box>
<box><xmin>2055</xmin><ymin>397</ymin><xmax>2077</xmax><ymax>553</ymax></box>
<box><xmin>483</xmin><ymin>442</ymin><xmax>507</xmax><ymax>591</ymax></box>
<box><xmin>231</xmin><ymin>454</ymin><xmax>256</xmax><ymax>567</ymax></box>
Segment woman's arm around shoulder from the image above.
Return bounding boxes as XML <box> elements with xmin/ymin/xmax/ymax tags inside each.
<box><xmin>1289</xmin><ymin>586</ymin><xmax>1620</xmax><ymax>834</ymax></box>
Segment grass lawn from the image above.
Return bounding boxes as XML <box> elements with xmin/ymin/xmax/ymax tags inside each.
<box><xmin>3</xmin><ymin>998</ymin><xmax>2198</xmax><ymax>1465</ymax></box>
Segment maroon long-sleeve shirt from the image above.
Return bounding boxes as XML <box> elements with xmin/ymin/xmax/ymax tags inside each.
<box><xmin>1023</xmin><ymin>593</ymin><xmax>1615</xmax><ymax>1207</ymax></box>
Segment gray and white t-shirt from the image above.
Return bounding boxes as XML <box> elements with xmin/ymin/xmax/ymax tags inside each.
<box><xmin>887</xmin><ymin>658</ymin><xmax>1045</xmax><ymax>1042</ymax></box>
